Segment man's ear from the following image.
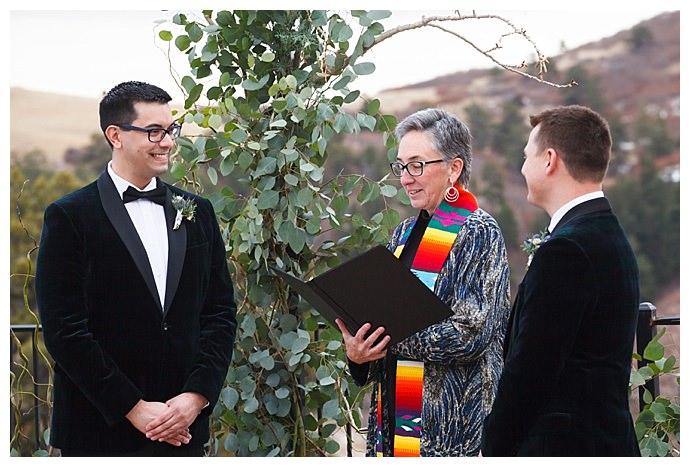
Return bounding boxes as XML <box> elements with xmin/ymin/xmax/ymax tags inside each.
<box><xmin>544</xmin><ymin>148</ymin><xmax>559</xmax><ymax>176</ymax></box>
<box><xmin>105</xmin><ymin>126</ymin><xmax>123</xmax><ymax>149</ymax></box>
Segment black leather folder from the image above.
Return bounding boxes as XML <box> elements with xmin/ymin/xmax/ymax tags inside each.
<box><xmin>270</xmin><ymin>245</ymin><xmax>453</xmax><ymax>344</ymax></box>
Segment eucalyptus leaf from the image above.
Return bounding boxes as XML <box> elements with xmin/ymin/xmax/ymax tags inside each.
<box><xmin>321</xmin><ymin>399</ymin><xmax>340</xmax><ymax>419</ymax></box>
<box><xmin>319</xmin><ymin>376</ymin><xmax>336</xmax><ymax>386</ymax></box>
<box><xmin>244</xmin><ymin>397</ymin><xmax>259</xmax><ymax>414</ymax></box>
<box><xmin>643</xmin><ymin>340</ymin><xmax>665</xmax><ymax>361</ymax></box>
<box><xmin>327</xmin><ymin>340</ymin><xmax>341</xmax><ymax>350</ymax></box>
<box><xmin>284</xmin><ymin>173</ymin><xmax>299</xmax><ymax>186</ymax></box>
<box><xmin>220</xmin><ymin>387</ymin><xmax>239</xmax><ymax>410</ymax></box>
<box><xmin>207</xmin><ymin>166</ymin><xmax>218</xmax><ymax>185</ymax></box>
<box><xmin>367</xmin><ymin>10</ymin><xmax>392</xmax><ymax>20</ymax></box>
<box><xmin>291</xmin><ymin>336</ymin><xmax>310</xmax><ymax>354</ymax></box>
<box><xmin>266</xmin><ymin>373</ymin><xmax>281</xmax><ymax>388</ymax></box>
<box><xmin>325</xmin><ymin>439</ymin><xmax>340</xmax><ymax>454</ymax></box>
<box><xmin>260</xmin><ymin>51</ymin><xmax>276</xmax><ymax>62</ymax></box>
<box><xmin>288</xmin><ymin>353</ymin><xmax>302</xmax><ymax>367</ymax></box>
<box><xmin>352</xmin><ymin>62</ymin><xmax>375</xmax><ymax>75</ymax></box>
<box><xmin>224</xmin><ymin>432</ymin><xmax>239</xmax><ymax>452</ymax></box>
<box><xmin>175</xmin><ymin>35</ymin><xmax>191</xmax><ymax>51</ymax></box>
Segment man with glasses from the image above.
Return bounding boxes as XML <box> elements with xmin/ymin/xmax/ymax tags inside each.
<box><xmin>35</xmin><ymin>81</ymin><xmax>237</xmax><ymax>456</ymax></box>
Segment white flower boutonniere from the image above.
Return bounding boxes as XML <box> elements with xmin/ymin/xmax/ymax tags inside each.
<box><xmin>171</xmin><ymin>195</ymin><xmax>197</xmax><ymax>230</ymax></box>
<box><xmin>521</xmin><ymin>229</ymin><xmax>550</xmax><ymax>271</ymax></box>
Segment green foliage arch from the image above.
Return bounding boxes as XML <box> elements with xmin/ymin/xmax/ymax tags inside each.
<box><xmin>160</xmin><ymin>10</ymin><xmax>404</xmax><ymax>456</ymax></box>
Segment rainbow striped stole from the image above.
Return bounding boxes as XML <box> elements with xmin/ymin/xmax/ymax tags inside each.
<box><xmin>376</xmin><ymin>185</ymin><xmax>478</xmax><ymax>457</ymax></box>
<box><xmin>392</xmin><ymin>359</ymin><xmax>424</xmax><ymax>456</ymax></box>
<box><xmin>394</xmin><ymin>185</ymin><xmax>479</xmax><ymax>290</ymax></box>
<box><xmin>376</xmin><ymin>185</ymin><xmax>478</xmax><ymax>456</ymax></box>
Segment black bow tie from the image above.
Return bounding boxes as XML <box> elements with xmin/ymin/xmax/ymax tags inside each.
<box><xmin>122</xmin><ymin>185</ymin><xmax>167</xmax><ymax>206</ymax></box>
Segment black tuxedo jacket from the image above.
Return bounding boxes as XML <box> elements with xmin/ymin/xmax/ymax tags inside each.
<box><xmin>481</xmin><ymin>198</ymin><xmax>641</xmax><ymax>456</ymax></box>
<box><xmin>35</xmin><ymin>171</ymin><xmax>237</xmax><ymax>453</ymax></box>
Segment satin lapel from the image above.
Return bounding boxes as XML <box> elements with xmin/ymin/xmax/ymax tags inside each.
<box><xmin>97</xmin><ymin>171</ymin><xmax>163</xmax><ymax>312</ymax></box>
<box><xmin>163</xmin><ymin>184</ymin><xmax>186</xmax><ymax>316</ymax></box>
<box><xmin>552</xmin><ymin>197</ymin><xmax>611</xmax><ymax>234</ymax></box>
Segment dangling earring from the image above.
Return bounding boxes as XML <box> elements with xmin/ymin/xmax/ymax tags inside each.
<box><xmin>444</xmin><ymin>183</ymin><xmax>459</xmax><ymax>203</ymax></box>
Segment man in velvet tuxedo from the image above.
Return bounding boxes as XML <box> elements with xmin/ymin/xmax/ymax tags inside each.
<box><xmin>35</xmin><ymin>81</ymin><xmax>237</xmax><ymax>456</ymax></box>
<box><xmin>480</xmin><ymin>105</ymin><xmax>640</xmax><ymax>456</ymax></box>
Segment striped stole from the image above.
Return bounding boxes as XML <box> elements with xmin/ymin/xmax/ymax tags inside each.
<box><xmin>376</xmin><ymin>185</ymin><xmax>478</xmax><ymax>456</ymax></box>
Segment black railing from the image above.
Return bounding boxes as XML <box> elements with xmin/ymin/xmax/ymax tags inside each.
<box><xmin>635</xmin><ymin>302</ymin><xmax>680</xmax><ymax>412</ymax></box>
<box><xmin>9</xmin><ymin>301</ymin><xmax>681</xmax><ymax>455</ymax></box>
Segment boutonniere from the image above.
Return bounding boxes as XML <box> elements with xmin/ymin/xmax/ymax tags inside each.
<box><xmin>171</xmin><ymin>195</ymin><xmax>197</xmax><ymax>230</ymax></box>
<box><xmin>521</xmin><ymin>229</ymin><xmax>550</xmax><ymax>271</ymax></box>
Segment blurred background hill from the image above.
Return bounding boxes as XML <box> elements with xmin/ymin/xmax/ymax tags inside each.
<box><xmin>10</xmin><ymin>11</ymin><xmax>679</xmax><ymax>341</ymax></box>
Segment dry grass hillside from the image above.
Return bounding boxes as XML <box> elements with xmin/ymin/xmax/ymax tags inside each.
<box><xmin>10</xmin><ymin>88</ymin><xmax>101</xmax><ymax>168</ymax></box>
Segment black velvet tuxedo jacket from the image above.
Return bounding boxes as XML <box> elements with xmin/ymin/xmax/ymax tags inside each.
<box><xmin>35</xmin><ymin>171</ymin><xmax>237</xmax><ymax>453</ymax></box>
<box><xmin>481</xmin><ymin>198</ymin><xmax>641</xmax><ymax>456</ymax></box>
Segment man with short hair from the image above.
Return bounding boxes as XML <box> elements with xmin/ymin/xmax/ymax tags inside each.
<box><xmin>481</xmin><ymin>105</ymin><xmax>641</xmax><ymax>456</ymax></box>
<box><xmin>36</xmin><ymin>81</ymin><xmax>237</xmax><ymax>456</ymax></box>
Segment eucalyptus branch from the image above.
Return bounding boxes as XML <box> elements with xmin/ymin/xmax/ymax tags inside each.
<box><xmin>16</xmin><ymin>181</ymin><xmax>38</xmax><ymax>248</ymax></box>
<box><xmin>428</xmin><ymin>23</ymin><xmax>575</xmax><ymax>88</ymax></box>
<box><xmin>365</xmin><ymin>11</ymin><xmax>576</xmax><ymax>88</ymax></box>
<box><xmin>152</xmin><ymin>23</ymin><xmax>186</xmax><ymax>103</ymax></box>
<box><xmin>304</xmin><ymin>433</ymin><xmax>329</xmax><ymax>456</ymax></box>
<box><xmin>10</xmin><ymin>332</ymin><xmax>30</xmax><ymax>448</ymax></box>
<box><xmin>288</xmin><ymin>371</ymin><xmax>307</xmax><ymax>456</ymax></box>
<box><xmin>11</xmin><ymin>180</ymin><xmax>55</xmax><ymax>455</ymax></box>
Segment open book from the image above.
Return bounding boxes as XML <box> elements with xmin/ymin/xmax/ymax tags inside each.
<box><xmin>271</xmin><ymin>245</ymin><xmax>453</xmax><ymax>344</ymax></box>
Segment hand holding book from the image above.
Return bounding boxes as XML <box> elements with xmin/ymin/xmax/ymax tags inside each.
<box><xmin>335</xmin><ymin>319</ymin><xmax>391</xmax><ymax>364</ymax></box>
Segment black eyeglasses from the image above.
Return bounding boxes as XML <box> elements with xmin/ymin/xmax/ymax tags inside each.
<box><xmin>390</xmin><ymin>159</ymin><xmax>444</xmax><ymax>177</ymax></box>
<box><xmin>115</xmin><ymin>123</ymin><xmax>182</xmax><ymax>143</ymax></box>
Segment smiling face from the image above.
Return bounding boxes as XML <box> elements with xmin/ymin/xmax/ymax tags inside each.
<box><xmin>108</xmin><ymin>101</ymin><xmax>175</xmax><ymax>189</ymax></box>
<box><xmin>397</xmin><ymin>130</ymin><xmax>462</xmax><ymax>214</ymax></box>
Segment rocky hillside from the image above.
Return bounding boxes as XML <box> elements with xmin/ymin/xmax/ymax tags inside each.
<box><xmin>374</xmin><ymin>11</ymin><xmax>680</xmax><ymax>140</ymax></box>
<box><xmin>344</xmin><ymin>11</ymin><xmax>679</xmax><ymax>222</ymax></box>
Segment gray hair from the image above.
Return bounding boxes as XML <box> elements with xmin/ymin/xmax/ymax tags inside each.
<box><xmin>394</xmin><ymin>108</ymin><xmax>472</xmax><ymax>186</ymax></box>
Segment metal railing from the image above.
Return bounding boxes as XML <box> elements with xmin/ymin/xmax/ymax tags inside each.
<box><xmin>9</xmin><ymin>301</ymin><xmax>681</xmax><ymax>455</ymax></box>
<box><xmin>635</xmin><ymin>302</ymin><xmax>680</xmax><ymax>412</ymax></box>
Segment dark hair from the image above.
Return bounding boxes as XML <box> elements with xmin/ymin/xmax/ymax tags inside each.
<box><xmin>394</xmin><ymin>108</ymin><xmax>472</xmax><ymax>186</ymax></box>
<box><xmin>529</xmin><ymin>105</ymin><xmax>611</xmax><ymax>183</ymax></box>
<box><xmin>99</xmin><ymin>81</ymin><xmax>172</xmax><ymax>146</ymax></box>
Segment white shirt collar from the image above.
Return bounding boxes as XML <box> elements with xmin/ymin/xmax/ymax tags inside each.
<box><xmin>107</xmin><ymin>161</ymin><xmax>157</xmax><ymax>200</ymax></box>
<box><xmin>548</xmin><ymin>191</ymin><xmax>604</xmax><ymax>233</ymax></box>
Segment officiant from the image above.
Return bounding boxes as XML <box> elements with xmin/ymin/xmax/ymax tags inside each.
<box><xmin>335</xmin><ymin>108</ymin><xmax>511</xmax><ymax>457</ymax></box>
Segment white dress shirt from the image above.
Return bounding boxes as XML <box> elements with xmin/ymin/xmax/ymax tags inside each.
<box><xmin>548</xmin><ymin>191</ymin><xmax>604</xmax><ymax>233</ymax></box>
<box><xmin>107</xmin><ymin>162</ymin><xmax>169</xmax><ymax>309</ymax></box>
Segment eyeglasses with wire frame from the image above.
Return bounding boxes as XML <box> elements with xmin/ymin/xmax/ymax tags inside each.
<box><xmin>115</xmin><ymin>123</ymin><xmax>182</xmax><ymax>143</ymax></box>
<box><xmin>390</xmin><ymin>159</ymin><xmax>445</xmax><ymax>177</ymax></box>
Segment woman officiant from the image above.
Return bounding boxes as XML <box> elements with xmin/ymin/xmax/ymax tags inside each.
<box><xmin>336</xmin><ymin>108</ymin><xmax>510</xmax><ymax>457</ymax></box>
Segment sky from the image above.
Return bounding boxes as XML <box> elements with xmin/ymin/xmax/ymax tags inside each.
<box><xmin>7</xmin><ymin>4</ymin><xmax>680</xmax><ymax>103</ymax></box>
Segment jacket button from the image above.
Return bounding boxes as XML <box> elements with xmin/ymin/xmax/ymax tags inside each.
<box><xmin>162</xmin><ymin>323</ymin><xmax>168</xmax><ymax>331</ymax></box>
